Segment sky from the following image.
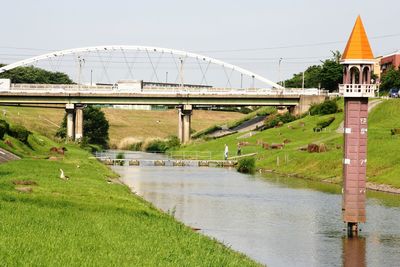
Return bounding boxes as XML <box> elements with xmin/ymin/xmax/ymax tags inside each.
<box><xmin>1</xmin><ymin>0</ymin><xmax>399</xmax><ymax>86</ymax></box>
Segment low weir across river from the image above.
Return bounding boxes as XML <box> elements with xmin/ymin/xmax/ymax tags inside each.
<box><xmin>107</xmin><ymin>152</ymin><xmax>400</xmax><ymax>267</ymax></box>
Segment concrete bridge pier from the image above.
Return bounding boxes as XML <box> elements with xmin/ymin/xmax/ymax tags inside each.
<box><xmin>65</xmin><ymin>104</ymin><xmax>75</xmax><ymax>140</ymax></box>
<box><xmin>74</xmin><ymin>105</ymin><xmax>84</xmax><ymax>141</ymax></box>
<box><xmin>178</xmin><ymin>105</ymin><xmax>192</xmax><ymax>144</ymax></box>
<box><xmin>290</xmin><ymin>95</ymin><xmax>327</xmax><ymax>116</ymax></box>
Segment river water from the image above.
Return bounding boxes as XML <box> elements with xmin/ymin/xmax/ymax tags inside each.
<box><xmin>112</xmin><ymin>152</ymin><xmax>400</xmax><ymax>267</ymax></box>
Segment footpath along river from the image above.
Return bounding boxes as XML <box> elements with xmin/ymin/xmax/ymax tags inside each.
<box><xmin>111</xmin><ymin>152</ymin><xmax>400</xmax><ymax>267</ymax></box>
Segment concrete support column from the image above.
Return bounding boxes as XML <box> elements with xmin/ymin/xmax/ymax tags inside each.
<box><xmin>65</xmin><ymin>104</ymin><xmax>75</xmax><ymax>141</ymax></box>
<box><xmin>292</xmin><ymin>95</ymin><xmax>327</xmax><ymax>116</ymax></box>
<box><xmin>75</xmin><ymin>105</ymin><xmax>84</xmax><ymax>141</ymax></box>
<box><xmin>342</xmin><ymin>97</ymin><xmax>368</xmax><ymax>235</ymax></box>
<box><xmin>178</xmin><ymin>105</ymin><xmax>192</xmax><ymax>144</ymax></box>
<box><xmin>178</xmin><ymin>109</ymin><xmax>183</xmax><ymax>142</ymax></box>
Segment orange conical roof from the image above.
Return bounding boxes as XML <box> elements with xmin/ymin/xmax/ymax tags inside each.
<box><xmin>342</xmin><ymin>16</ymin><xmax>374</xmax><ymax>61</ymax></box>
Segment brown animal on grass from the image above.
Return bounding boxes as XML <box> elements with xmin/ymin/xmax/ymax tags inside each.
<box><xmin>12</xmin><ymin>180</ymin><xmax>38</xmax><ymax>186</ymax></box>
<box><xmin>307</xmin><ymin>143</ymin><xmax>327</xmax><ymax>153</ymax></box>
<box><xmin>50</xmin><ymin>147</ymin><xmax>67</xmax><ymax>155</ymax></box>
<box><xmin>270</xmin><ymin>143</ymin><xmax>284</xmax><ymax>149</ymax></box>
<box><xmin>238</xmin><ymin>141</ymin><xmax>250</xmax><ymax>146</ymax></box>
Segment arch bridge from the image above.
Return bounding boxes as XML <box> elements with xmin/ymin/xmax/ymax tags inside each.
<box><xmin>0</xmin><ymin>45</ymin><xmax>327</xmax><ymax>143</ymax></box>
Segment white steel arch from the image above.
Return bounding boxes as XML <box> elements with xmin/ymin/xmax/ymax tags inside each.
<box><xmin>0</xmin><ymin>45</ymin><xmax>284</xmax><ymax>89</ymax></box>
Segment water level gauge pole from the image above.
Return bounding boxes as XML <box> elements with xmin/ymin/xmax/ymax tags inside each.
<box><xmin>339</xmin><ymin>16</ymin><xmax>376</xmax><ymax>236</ymax></box>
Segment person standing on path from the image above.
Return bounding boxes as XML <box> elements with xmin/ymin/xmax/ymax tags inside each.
<box><xmin>237</xmin><ymin>142</ymin><xmax>242</xmax><ymax>156</ymax></box>
<box><xmin>224</xmin><ymin>144</ymin><xmax>229</xmax><ymax>160</ymax></box>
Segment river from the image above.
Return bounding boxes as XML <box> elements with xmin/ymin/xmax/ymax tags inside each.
<box><xmin>112</xmin><ymin>152</ymin><xmax>400</xmax><ymax>267</ymax></box>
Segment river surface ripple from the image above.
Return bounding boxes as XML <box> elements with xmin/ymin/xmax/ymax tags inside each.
<box><xmin>111</xmin><ymin>152</ymin><xmax>400</xmax><ymax>267</ymax></box>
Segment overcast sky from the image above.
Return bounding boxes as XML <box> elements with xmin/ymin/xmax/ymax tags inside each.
<box><xmin>1</xmin><ymin>0</ymin><xmax>399</xmax><ymax>84</ymax></box>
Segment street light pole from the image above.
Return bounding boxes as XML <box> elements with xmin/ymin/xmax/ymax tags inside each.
<box><xmin>278</xmin><ymin>58</ymin><xmax>283</xmax><ymax>86</ymax></box>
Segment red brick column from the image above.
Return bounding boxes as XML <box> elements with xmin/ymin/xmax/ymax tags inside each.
<box><xmin>342</xmin><ymin>97</ymin><xmax>368</xmax><ymax>229</ymax></box>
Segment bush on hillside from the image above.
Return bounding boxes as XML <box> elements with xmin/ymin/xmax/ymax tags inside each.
<box><xmin>263</xmin><ymin>112</ymin><xmax>296</xmax><ymax>129</ymax></box>
<box><xmin>9</xmin><ymin>125</ymin><xmax>31</xmax><ymax>144</ymax></box>
<box><xmin>390</xmin><ymin>128</ymin><xmax>400</xmax><ymax>135</ymax></box>
<box><xmin>145</xmin><ymin>139</ymin><xmax>168</xmax><ymax>152</ymax></box>
<box><xmin>144</xmin><ymin>135</ymin><xmax>180</xmax><ymax>153</ymax></box>
<box><xmin>313</xmin><ymin>117</ymin><xmax>335</xmax><ymax>132</ymax></box>
<box><xmin>129</xmin><ymin>141</ymin><xmax>143</xmax><ymax>151</ymax></box>
<box><xmin>237</xmin><ymin>157</ymin><xmax>256</xmax><ymax>174</ymax></box>
<box><xmin>309</xmin><ymin>100</ymin><xmax>338</xmax><ymax>115</ymax></box>
<box><xmin>0</xmin><ymin>119</ymin><xmax>10</xmax><ymax>140</ymax></box>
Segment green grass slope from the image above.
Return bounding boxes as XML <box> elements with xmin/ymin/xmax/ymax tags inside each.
<box><xmin>0</xmin><ymin>130</ymin><xmax>258</xmax><ymax>266</ymax></box>
<box><xmin>177</xmin><ymin>99</ymin><xmax>400</xmax><ymax>188</ymax></box>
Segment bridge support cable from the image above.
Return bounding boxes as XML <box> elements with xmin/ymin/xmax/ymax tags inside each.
<box><xmin>149</xmin><ymin>50</ymin><xmax>164</xmax><ymax>82</ymax></box>
<box><xmin>145</xmin><ymin>49</ymin><xmax>160</xmax><ymax>82</ymax></box>
<box><xmin>196</xmin><ymin>57</ymin><xmax>210</xmax><ymax>86</ymax></box>
<box><xmin>222</xmin><ymin>65</ymin><xmax>234</xmax><ymax>88</ymax></box>
<box><xmin>121</xmin><ymin>49</ymin><xmax>137</xmax><ymax>80</ymax></box>
<box><xmin>96</xmin><ymin>50</ymin><xmax>113</xmax><ymax>84</ymax></box>
<box><xmin>47</xmin><ymin>55</ymin><xmax>61</xmax><ymax>73</ymax></box>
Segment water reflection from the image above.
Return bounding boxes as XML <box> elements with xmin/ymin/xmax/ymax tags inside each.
<box><xmin>343</xmin><ymin>236</ymin><xmax>366</xmax><ymax>267</ymax></box>
<box><xmin>112</xmin><ymin>152</ymin><xmax>400</xmax><ymax>267</ymax></box>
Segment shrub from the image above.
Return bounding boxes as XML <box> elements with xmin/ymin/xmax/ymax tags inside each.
<box><xmin>145</xmin><ymin>139</ymin><xmax>168</xmax><ymax>152</ymax></box>
<box><xmin>144</xmin><ymin>136</ymin><xmax>180</xmax><ymax>153</ymax></box>
<box><xmin>166</xmin><ymin>135</ymin><xmax>180</xmax><ymax>150</ymax></box>
<box><xmin>237</xmin><ymin>157</ymin><xmax>256</xmax><ymax>174</ymax></box>
<box><xmin>309</xmin><ymin>100</ymin><xmax>338</xmax><ymax>115</ymax></box>
<box><xmin>313</xmin><ymin>117</ymin><xmax>335</xmax><ymax>132</ymax></box>
<box><xmin>129</xmin><ymin>142</ymin><xmax>143</xmax><ymax>151</ymax></box>
<box><xmin>391</xmin><ymin>128</ymin><xmax>400</xmax><ymax>135</ymax></box>
<box><xmin>116</xmin><ymin>152</ymin><xmax>125</xmax><ymax>160</ymax></box>
<box><xmin>264</xmin><ymin>112</ymin><xmax>296</xmax><ymax>130</ymax></box>
<box><xmin>0</xmin><ymin>119</ymin><xmax>10</xmax><ymax>140</ymax></box>
<box><xmin>9</xmin><ymin>125</ymin><xmax>31</xmax><ymax>144</ymax></box>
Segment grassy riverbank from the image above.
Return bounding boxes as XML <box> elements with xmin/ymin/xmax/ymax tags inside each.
<box><xmin>0</xmin><ymin>133</ymin><xmax>259</xmax><ymax>265</ymax></box>
<box><xmin>0</xmin><ymin>106</ymin><xmax>244</xmax><ymax>148</ymax></box>
<box><xmin>177</xmin><ymin>99</ymin><xmax>400</xmax><ymax>189</ymax></box>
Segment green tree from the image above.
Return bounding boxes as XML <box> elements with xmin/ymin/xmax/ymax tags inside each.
<box><xmin>0</xmin><ymin>64</ymin><xmax>73</xmax><ymax>84</ymax></box>
<box><xmin>56</xmin><ymin>106</ymin><xmax>109</xmax><ymax>148</ymax></box>
<box><xmin>285</xmin><ymin>65</ymin><xmax>322</xmax><ymax>88</ymax></box>
<box><xmin>284</xmin><ymin>51</ymin><xmax>343</xmax><ymax>92</ymax></box>
<box><xmin>319</xmin><ymin>51</ymin><xmax>343</xmax><ymax>92</ymax></box>
<box><xmin>380</xmin><ymin>66</ymin><xmax>400</xmax><ymax>91</ymax></box>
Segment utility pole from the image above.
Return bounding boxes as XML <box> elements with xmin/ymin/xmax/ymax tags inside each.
<box><xmin>278</xmin><ymin>57</ymin><xmax>283</xmax><ymax>86</ymax></box>
<box><xmin>166</xmin><ymin>71</ymin><xmax>168</xmax><ymax>83</ymax></box>
<box><xmin>77</xmin><ymin>56</ymin><xmax>85</xmax><ymax>87</ymax></box>
<box><xmin>179</xmin><ymin>57</ymin><xmax>184</xmax><ymax>87</ymax></box>
<box><xmin>302</xmin><ymin>71</ymin><xmax>305</xmax><ymax>90</ymax></box>
<box><xmin>240</xmin><ymin>73</ymin><xmax>243</xmax><ymax>88</ymax></box>
<box><xmin>90</xmin><ymin>69</ymin><xmax>93</xmax><ymax>86</ymax></box>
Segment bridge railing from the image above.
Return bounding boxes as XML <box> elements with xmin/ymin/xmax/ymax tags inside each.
<box><xmin>168</xmin><ymin>151</ymin><xmax>212</xmax><ymax>160</ymax></box>
<box><xmin>93</xmin><ymin>150</ymin><xmax>213</xmax><ymax>161</ymax></box>
<box><xmin>8</xmin><ymin>83</ymin><xmax>329</xmax><ymax>96</ymax></box>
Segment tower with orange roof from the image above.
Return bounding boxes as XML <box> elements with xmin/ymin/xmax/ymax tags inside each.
<box><xmin>339</xmin><ymin>16</ymin><xmax>376</xmax><ymax>235</ymax></box>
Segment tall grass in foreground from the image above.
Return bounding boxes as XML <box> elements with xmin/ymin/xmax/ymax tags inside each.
<box><xmin>0</xmin><ymin>132</ymin><xmax>259</xmax><ymax>266</ymax></box>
